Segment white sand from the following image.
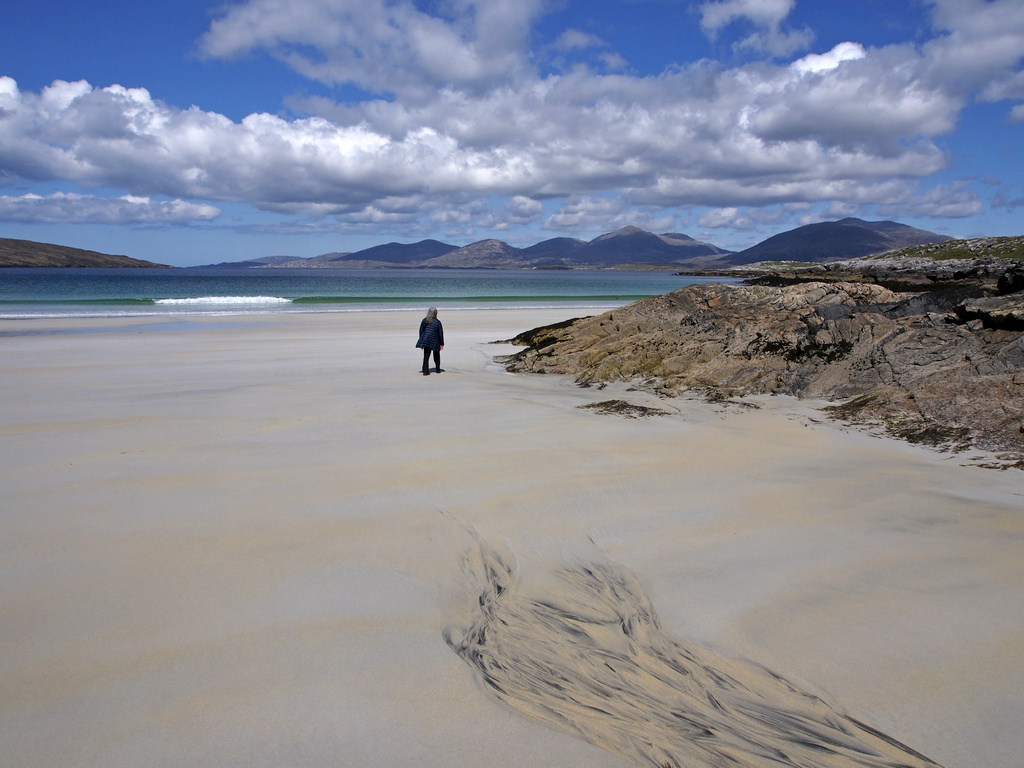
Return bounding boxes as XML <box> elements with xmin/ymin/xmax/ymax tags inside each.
<box><xmin>1</xmin><ymin>308</ymin><xmax>1022</xmax><ymax>768</ymax></box>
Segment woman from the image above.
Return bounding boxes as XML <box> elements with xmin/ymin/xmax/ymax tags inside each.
<box><xmin>416</xmin><ymin>306</ymin><xmax>444</xmax><ymax>375</ymax></box>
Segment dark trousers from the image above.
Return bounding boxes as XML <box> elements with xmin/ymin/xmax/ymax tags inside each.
<box><xmin>422</xmin><ymin>347</ymin><xmax>441</xmax><ymax>373</ymax></box>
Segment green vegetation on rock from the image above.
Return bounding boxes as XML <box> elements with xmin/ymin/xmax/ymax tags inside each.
<box><xmin>867</xmin><ymin>235</ymin><xmax>1024</xmax><ymax>262</ymax></box>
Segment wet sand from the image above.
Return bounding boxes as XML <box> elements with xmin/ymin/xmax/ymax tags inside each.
<box><xmin>1</xmin><ymin>308</ymin><xmax>1022</xmax><ymax>768</ymax></box>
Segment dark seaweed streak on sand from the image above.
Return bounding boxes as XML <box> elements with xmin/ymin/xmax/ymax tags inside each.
<box><xmin>444</xmin><ymin>538</ymin><xmax>941</xmax><ymax>768</ymax></box>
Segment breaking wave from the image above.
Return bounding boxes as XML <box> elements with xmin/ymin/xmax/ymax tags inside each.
<box><xmin>154</xmin><ymin>295</ymin><xmax>292</xmax><ymax>305</ymax></box>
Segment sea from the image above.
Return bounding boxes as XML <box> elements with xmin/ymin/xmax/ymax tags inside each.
<box><xmin>0</xmin><ymin>267</ymin><xmax>738</xmax><ymax>320</ymax></box>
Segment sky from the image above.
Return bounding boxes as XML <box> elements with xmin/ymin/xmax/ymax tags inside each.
<box><xmin>1</xmin><ymin>0</ymin><xmax>1023</xmax><ymax>266</ymax></box>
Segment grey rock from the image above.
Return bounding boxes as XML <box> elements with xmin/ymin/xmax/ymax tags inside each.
<box><xmin>502</xmin><ymin>281</ymin><xmax>1024</xmax><ymax>460</ymax></box>
<box><xmin>998</xmin><ymin>265</ymin><xmax>1024</xmax><ymax>295</ymax></box>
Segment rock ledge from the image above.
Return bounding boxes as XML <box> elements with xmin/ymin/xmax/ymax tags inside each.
<box><xmin>502</xmin><ymin>278</ymin><xmax>1024</xmax><ymax>464</ymax></box>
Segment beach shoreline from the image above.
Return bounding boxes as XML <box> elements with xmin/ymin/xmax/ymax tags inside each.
<box><xmin>2</xmin><ymin>308</ymin><xmax>1022</xmax><ymax>768</ymax></box>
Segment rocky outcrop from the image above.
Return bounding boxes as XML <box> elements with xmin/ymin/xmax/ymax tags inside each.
<box><xmin>501</xmin><ymin>281</ymin><xmax>1024</xmax><ymax>462</ymax></box>
<box><xmin>749</xmin><ymin>256</ymin><xmax>1020</xmax><ymax>294</ymax></box>
<box><xmin>745</xmin><ymin>237</ymin><xmax>1024</xmax><ymax>294</ymax></box>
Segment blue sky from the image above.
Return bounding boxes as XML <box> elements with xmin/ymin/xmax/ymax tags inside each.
<box><xmin>1</xmin><ymin>0</ymin><xmax>1023</xmax><ymax>266</ymax></box>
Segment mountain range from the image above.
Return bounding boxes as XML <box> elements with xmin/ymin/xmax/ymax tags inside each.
<box><xmin>209</xmin><ymin>218</ymin><xmax>949</xmax><ymax>270</ymax></box>
<box><xmin>1</xmin><ymin>218</ymin><xmax>952</xmax><ymax>269</ymax></box>
<box><xmin>244</xmin><ymin>226</ymin><xmax>735</xmax><ymax>270</ymax></box>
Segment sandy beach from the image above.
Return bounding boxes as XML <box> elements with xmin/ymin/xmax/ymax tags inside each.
<box><xmin>1</xmin><ymin>307</ymin><xmax>1022</xmax><ymax>768</ymax></box>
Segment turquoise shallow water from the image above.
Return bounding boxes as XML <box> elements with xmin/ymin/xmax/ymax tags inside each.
<box><xmin>0</xmin><ymin>267</ymin><xmax>738</xmax><ymax>319</ymax></box>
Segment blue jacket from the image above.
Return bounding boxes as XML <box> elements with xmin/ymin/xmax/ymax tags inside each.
<box><xmin>416</xmin><ymin>318</ymin><xmax>444</xmax><ymax>351</ymax></box>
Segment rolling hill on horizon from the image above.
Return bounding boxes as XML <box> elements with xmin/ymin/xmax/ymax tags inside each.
<box><xmin>0</xmin><ymin>237</ymin><xmax>171</xmax><ymax>268</ymax></box>
<box><xmin>3</xmin><ymin>219</ymin><xmax>956</xmax><ymax>270</ymax></box>
<box><xmin>246</xmin><ymin>225</ymin><xmax>734</xmax><ymax>269</ymax></box>
<box><xmin>724</xmin><ymin>218</ymin><xmax>952</xmax><ymax>265</ymax></box>
<box><xmin>250</xmin><ymin>220</ymin><xmax>949</xmax><ymax>270</ymax></box>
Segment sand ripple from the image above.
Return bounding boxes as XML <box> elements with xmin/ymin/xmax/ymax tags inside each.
<box><xmin>444</xmin><ymin>538</ymin><xmax>941</xmax><ymax>768</ymax></box>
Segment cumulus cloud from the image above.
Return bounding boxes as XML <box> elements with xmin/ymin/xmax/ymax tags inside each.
<box><xmin>198</xmin><ymin>0</ymin><xmax>545</xmax><ymax>97</ymax></box>
<box><xmin>698</xmin><ymin>207</ymin><xmax>745</xmax><ymax>229</ymax></box>
<box><xmin>698</xmin><ymin>205</ymin><xmax>790</xmax><ymax>231</ymax></box>
<box><xmin>0</xmin><ymin>191</ymin><xmax>221</xmax><ymax>224</ymax></box>
<box><xmin>877</xmin><ymin>181</ymin><xmax>983</xmax><ymax>218</ymax></box>
<box><xmin>1</xmin><ymin>0</ymin><xmax>1023</xmax><ymax>237</ymax></box>
<box><xmin>543</xmin><ymin>194</ymin><xmax>675</xmax><ymax>234</ymax></box>
<box><xmin>553</xmin><ymin>29</ymin><xmax>608</xmax><ymax>52</ymax></box>
<box><xmin>503</xmin><ymin>195</ymin><xmax>544</xmax><ymax>222</ymax></box>
<box><xmin>598</xmin><ymin>52</ymin><xmax>630</xmax><ymax>72</ymax></box>
<box><xmin>923</xmin><ymin>0</ymin><xmax>1024</xmax><ymax>120</ymax></box>
<box><xmin>0</xmin><ymin>56</ymin><xmax>974</xmax><ymax>228</ymax></box>
<box><xmin>696</xmin><ymin>0</ymin><xmax>813</xmax><ymax>56</ymax></box>
<box><xmin>792</xmin><ymin>42</ymin><xmax>866</xmax><ymax>75</ymax></box>
<box><xmin>697</xmin><ymin>0</ymin><xmax>794</xmax><ymax>32</ymax></box>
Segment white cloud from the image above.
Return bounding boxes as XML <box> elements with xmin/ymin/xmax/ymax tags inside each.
<box><xmin>504</xmin><ymin>195</ymin><xmax>544</xmax><ymax>222</ymax></box>
<box><xmin>698</xmin><ymin>0</ymin><xmax>794</xmax><ymax>35</ymax></box>
<box><xmin>543</xmin><ymin>195</ymin><xmax>627</xmax><ymax>231</ymax></box>
<box><xmin>2</xmin><ymin>0</ymin><xmax>1023</xmax><ymax>238</ymax></box>
<box><xmin>543</xmin><ymin>194</ymin><xmax>675</xmax><ymax>234</ymax></box>
<box><xmin>598</xmin><ymin>52</ymin><xmax>630</xmax><ymax>72</ymax></box>
<box><xmin>877</xmin><ymin>181</ymin><xmax>983</xmax><ymax>218</ymax></box>
<box><xmin>796</xmin><ymin>201</ymin><xmax>863</xmax><ymax>226</ymax></box>
<box><xmin>698</xmin><ymin>207</ymin><xmax>743</xmax><ymax>229</ymax></box>
<box><xmin>982</xmin><ymin>68</ymin><xmax>1024</xmax><ymax>104</ymax></box>
<box><xmin>746</xmin><ymin>48</ymin><xmax>961</xmax><ymax>156</ymax></box>
<box><xmin>923</xmin><ymin>0</ymin><xmax>1024</xmax><ymax>91</ymax></box>
<box><xmin>699</xmin><ymin>205</ymin><xmax>793</xmax><ymax>231</ymax></box>
<box><xmin>918</xmin><ymin>0</ymin><xmax>1024</xmax><ymax>122</ymax></box>
<box><xmin>553</xmin><ymin>29</ymin><xmax>607</xmax><ymax>51</ymax></box>
<box><xmin>696</xmin><ymin>0</ymin><xmax>812</xmax><ymax>56</ymax></box>
<box><xmin>199</xmin><ymin>0</ymin><xmax>545</xmax><ymax>97</ymax></box>
<box><xmin>0</xmin><ymin>75</ymin><xmax>17</xmax><ymax>100</ymax></box>
<box><xmin>0</xmin><ymin>192</ymin><xmax>221</xmax><ymax>224</ymax></box>
<box><xmin>792</xmin><ymin>42</ymin><xmax>866</xmax><ymax>75</ymax></box>
<box><xmin>0</xmin><ymin>61</ymin><xmax>968</xmax><ymax>227</ymax></box>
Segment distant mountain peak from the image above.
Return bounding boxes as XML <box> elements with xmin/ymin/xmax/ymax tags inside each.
<box><xmin>728</xmin><ymin>218</ymin><xmax>951</xmax><ymax>266</ymax></box>
<box><xmin>153</xmin><ymin>218</ymin><xmax>956</xmax><ymax>272</ymax></box>
<box><xmin>330</xmin><ymin>239</ymin><xmax>458</xmax><ymax>265</ymax></box>
<box><xmin>592</xmin><ymin>225</ymin><xmax>648</xmax><ymax>242</ymax></box>
<box><xmin>658</xmin><ymin>232</ymin><xmax>697</xmax><ymax>243</ymax></box>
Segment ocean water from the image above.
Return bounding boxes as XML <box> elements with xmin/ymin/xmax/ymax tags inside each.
<box><xmin>0</xmin><ymin>267</ymin><xmax>738</xmax><ymax>319</ymax></box>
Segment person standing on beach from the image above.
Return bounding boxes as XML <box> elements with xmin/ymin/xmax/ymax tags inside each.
<box><xmin>416</xmin><ymin>306</ymin><xmax>444</xmax><ymax>375</ymax></box>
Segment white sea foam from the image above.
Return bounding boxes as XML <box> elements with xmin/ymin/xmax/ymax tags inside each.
<box><xmin>0</xmin><ymin>302</ymin><xmax>625</xmax><ymax>321</ymax></box>
<box><xmin>155</xmin><ymin>296</ymin><xmax>293</xmax><ymax>305</ymax></box>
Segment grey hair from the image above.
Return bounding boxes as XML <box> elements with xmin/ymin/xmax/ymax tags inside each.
<box><xmin>425</xmin><ymin>307</ymin><xmax>438</xmax><ymax>323</ymax></box>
